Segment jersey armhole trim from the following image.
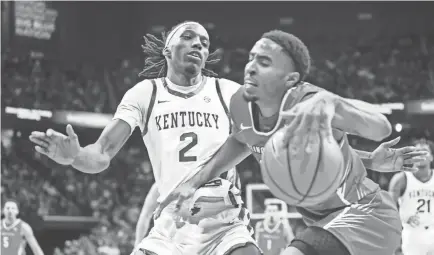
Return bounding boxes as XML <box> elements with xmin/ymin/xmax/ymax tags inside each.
<box><xmin>215</xmin><ymin>79</ymin><xmax>232</xmax><ymax>134</ymax></box>
<box><xmin>142</xmin><ymin>80</ymin><xmax>158</xmax><ymax>136</ymax></box>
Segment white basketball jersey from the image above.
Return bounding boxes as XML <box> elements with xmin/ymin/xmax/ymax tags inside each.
<box><xmin>399</xmin><ymin>171</ymin><xmax>434</xmax><ymax>227</ymax></box>
<box><xmin>113</xmin><ymin>76</ymin><xmax>241</xmax><ymax>203</ymax></box>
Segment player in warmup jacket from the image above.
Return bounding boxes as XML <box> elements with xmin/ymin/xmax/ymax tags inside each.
<box><xmin>162</xmin><ymin>30</ymin><xmax>429</xmax><ymax>255</ymax></box>
<box><xmin>389</xmin><ymin>138</ymin><xmax>434</xmax><ymax>255</ymax></box>
<box><xmin>255</xmin><ymin>203</ymin><xmax>294</xmax><ymax>255</ymax></box>
<box><xmin>1</xmin><ymin>200</ymin><xmax>44</xmax><ymax>255</ymax></box>
<box><xmin>29</xmin><ymin>21</ymin><xmax>259</xmax><ymax>255</ymax></box>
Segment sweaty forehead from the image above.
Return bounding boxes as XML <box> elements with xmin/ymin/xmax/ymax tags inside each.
<box><xmin>252</xmin><ymin>38</ymin><xmax>283</xmax><ymax>53</ymax></box>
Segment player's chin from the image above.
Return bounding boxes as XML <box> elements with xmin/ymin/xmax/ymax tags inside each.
<box><xmin>184</xmin><ymin>64</ymin><xmax>202</xmax><ymax>76</ymax></box>
<box><xmin>242</xmin><ymin>90</ymin><xmax>258</xmax><ymax>102</ymax></box>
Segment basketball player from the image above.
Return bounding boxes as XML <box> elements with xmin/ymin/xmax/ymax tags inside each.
<box><xmin>389</xmin><ymin>139</ymin><xmax>434</xmax><ymax>255</ymax></box>
<box><xmin>29</xmin><ymin>21</ymin><xmax>260</xmax><ymax>255</ymax></box>
<box><xmin>162</xmin><ymin>30</ymin><xmax>430</xmax><ymax>255</ymax></box>
<box><xmin>255</xmin><ymin>203</ymin><xmax>294</xmax><ymax>255</ymax></box>
<box><xmin>1</xmin><ymin>200</ymin><xmax>45</xmax><ymax>255</ymax></box>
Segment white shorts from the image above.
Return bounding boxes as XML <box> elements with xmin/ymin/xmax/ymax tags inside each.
<box><xmin>131</xmin><ymin>208</ymin><xmax>257</xmax><ymax>255</ymax></box>
<box><xmin>132</xmin><ymin>178</ymin><xmax>258</xmax><ymax>255</ymax></box>
<box><xmin>401</xmin><ymin>225</ymin><xmax>434</xmax><ymax>255</ymax></box>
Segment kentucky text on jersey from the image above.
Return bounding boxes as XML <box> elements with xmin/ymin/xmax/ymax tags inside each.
<box><xmin>408</xmin><ymin>189</ymin><xmax>434</xmax><ymax>198</ymax></box>
<box><xmin>154</xmin><ymin>111</ymin><xmax>219</xmax><ymax>130</ymax></box>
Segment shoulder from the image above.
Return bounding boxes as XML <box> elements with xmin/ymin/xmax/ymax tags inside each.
<box><xmin>21</xmin><ymin>221</ymin><xmax>33</xmax><ymax>236</ymax></box>
<box><xmin>216</xmin><ymin>78</ymin><xmax>242</xmax><ymax>106</ymax></box>
<box><xmin>124</xmin><ymin>79</ymin><xmax>156</xmax><ymax>98</ymax></box>
<box><xmin>217</xmin><ymin>78</ymin><xmax>242</xmax><ymax>95</ymax></box>
<box><xmin>292</xmin><ymin>82</ymin><xmax>323</xmax><ymax>101</ymax></box>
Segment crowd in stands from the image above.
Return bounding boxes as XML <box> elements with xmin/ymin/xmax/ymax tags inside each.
<box><xmin>1</xmin><ymin>29</ymin><xmax>433</xmax><ymax>254</ymax></box>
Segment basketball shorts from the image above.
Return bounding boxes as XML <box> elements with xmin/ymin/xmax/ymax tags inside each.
<box><xmin>132</xmin><ymin>178</ymin><xmax>258</xmax><ymax>255</ymax></box>
<box><xmin>291</xmin><ymin>190</ymin><xmax>402</xmax><ymax>255</ymax></box>
<box><xmin>401</xmin><ymin>225</ymin><xmax>434</xmax><ymax>255</ymax></box>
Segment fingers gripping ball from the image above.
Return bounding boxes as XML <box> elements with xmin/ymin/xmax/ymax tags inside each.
<box><xmin>260</xmin><ymin>127</ymin><xmax>345</xmax><ymax>207</ymax></box>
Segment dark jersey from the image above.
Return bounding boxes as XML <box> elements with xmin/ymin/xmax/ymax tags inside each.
<box><xmin>1</xmin><ymin>219</ymin><xmax>24</xmax><ymax>255</ymax></box>
<box><xmin>256</xmin><ymin>221</ymin><xmax>288</xmax><ymax>255</ymax></box>
<box><xmin>230</xmin><ymin>82</ymin><xmax>380</xmax><ymax>224</ymax></box>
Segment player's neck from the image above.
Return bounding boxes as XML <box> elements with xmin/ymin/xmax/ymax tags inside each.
<box><xmin>166</xmin><ymin>69</ymin><xmax>202</xmax><ymax>87</ymax></box>
<box><xmin>255</xmin><ymin>100</ymin><xmax>281</xmax><ymax>118</ymax></box>
<box><xmin>414</xmin><ymin>168</ymin><xmax>433</xmax><ymax>182</ymax></box>
<box><xmin>4</xmin><ymin>218</ymin><xmax>17</xmax><ymax>226</ymax></box>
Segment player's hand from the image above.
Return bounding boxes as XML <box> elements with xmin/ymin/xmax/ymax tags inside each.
<box><xmin>29</xmin><ymin>124</ymin><xmax>81</xmax><ymax>165</ymax></box>
<box><xmin>369</xmin><ymin>136</ymin><xmax>429</xmax><ymax>172</ymax></box>
<box><xmin>407</xmin><ymin>214</ymin><xmax>420</xmax><ymax>228</ymax></box>
<box><xmin>154</xmin><ymin>180</ymin><xmax>197</xmax><ymax>223</ymax></box>
<box><xmin>280</xmin><ymin>92</ymin><xmax>336</xmax><ymax>155</ymax></box>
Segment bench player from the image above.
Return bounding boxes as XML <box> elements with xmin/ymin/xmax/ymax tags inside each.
<box><xmin>255</xmin><ymin>202</ymin><xmax>294</xmax><ymax>255</ymax></box>
<box><xmin>1</xmin><ymin>200</ymin><xmax>44</xmax><ymax>255</ymax></box>
<box><xmin>163</xmin><ymin>30</ymin><xmax>429</xmax><ymax>255</ymax></box>
<box><xmin>29</xmin><ymin>21</ymin><xmax>260</xmax><ymax>255</ymax></box>
<box><xmin>389</xmin><ymin>139</ymin><xmax>434</xmax><ymax>255</ymax></box>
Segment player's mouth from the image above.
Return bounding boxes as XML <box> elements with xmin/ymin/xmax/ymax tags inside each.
<box><xmin>244</xmin><ymin>79</ymin><xmax>258</xmax><ymax>89</ymax></box>
<box><xmin>187</xmin><ymin>51</ymin><xmax>202</xmax><ymax>61</ymax></box>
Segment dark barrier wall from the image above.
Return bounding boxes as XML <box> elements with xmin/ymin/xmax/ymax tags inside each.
<box><xmin>5</xmin><ymin>2</ymin><xmax>434</xmax><ymax>66</ymax></box>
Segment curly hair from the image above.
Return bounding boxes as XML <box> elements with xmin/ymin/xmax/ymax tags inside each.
<box><xmin>261</xmin><ymin>30</ymin><xmax>311</xmax><ymax>82</ymax></box>
<box><xmin>139</xmin><ymin>21</ymin><xmax>220</xmax><ymax>79</ymax></box>
<box><xmin>412</xmin><ymin>138</ymin><xmax>434</xmax><ymax>153</ymax></box>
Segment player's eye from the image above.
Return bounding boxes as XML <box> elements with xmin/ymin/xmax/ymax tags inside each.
<box><xmin>182</xmin><ymin>34</ymin><xmax>192</xmax><ymax>40</ymax></box>
<box><xmin>259</xmin><ymin>61</ymin><xmax>270</xmax><ymax>67</ymax></box>
<box><xmin>202</xmin><ymin>41</ymin><xmax>209</xmax><ymax>47</ymax></box>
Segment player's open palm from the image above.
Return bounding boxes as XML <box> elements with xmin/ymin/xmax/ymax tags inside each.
<box><xmin>370</xmin><ymin>136</ymin><xmax>429</xmax><ymax>172</ymax></box>
<box><xmin>29</xmin><ymin>124</ymin><xmax>80</xmax><ymax>165</ymax></box>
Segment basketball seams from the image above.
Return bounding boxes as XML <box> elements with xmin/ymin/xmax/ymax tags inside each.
<box><xmin>262</xmin><ymin>130</ymin><xmax>345</xmax><ymax>206</ymax></box>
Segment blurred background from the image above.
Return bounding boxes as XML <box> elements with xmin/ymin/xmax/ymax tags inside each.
<box><xmin>1</xmin><ymin>1</ymin><xmax>434</xmax><ymax>254</ymax></box>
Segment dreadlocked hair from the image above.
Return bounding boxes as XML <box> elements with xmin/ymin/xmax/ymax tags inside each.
<box><xmin>139</xmin><ymin>21</ymin><xmax>220</xmax><ymax>79</ymax></box>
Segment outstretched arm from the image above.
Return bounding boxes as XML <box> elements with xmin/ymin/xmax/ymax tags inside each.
<box><xmin>287</xmin><ymin>91</ymin><xmax>392</xmax><ymax>142</ymax></box>
<box><xmin>135</xmin><ymin>183</ymin><xmax>159</xmax><ymax>247</ymax></box>
<box><xmin>30</xmin><ymin>81</ymin><xmax>152</xmax><ymax>174</ymax></box>
<box><xmin>72</xmin><ymin>120</ymin><xmax>131</xmax><ymax>173</ymax></box>
<box><xmin>331</xmin><ymin>96</ymin><xmax>392</xmax><ymax>141</ymax></box>
<box><xmin>22</xmin><ymin>222</ymin><xmax>44</xmax><ymax>255</ymax></box>
<box><xmin>189</xmin><ymin>133</ymin><xmax>251</xmax><ymax>188</ymax></box>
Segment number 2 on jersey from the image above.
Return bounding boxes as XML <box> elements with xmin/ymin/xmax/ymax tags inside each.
<box><xmin>417</xmin><ymin>199</ymin><xmax>431</xmax><ymax>213</ymax></box>
<box><xmin>179</xmin><ymin>132</ymin><xmax>198</xmax><ymax>162</ymax></box>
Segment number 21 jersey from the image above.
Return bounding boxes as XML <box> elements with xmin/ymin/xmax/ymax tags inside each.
<box><xmin>399</xmin><ymin>171</ymin><xmax>434</xmax><ymax>228</ymax></box>
<box><xmin>113</xmin><ymin>77</ymin><xmax>240</xmax><ymax>203</ymax></box>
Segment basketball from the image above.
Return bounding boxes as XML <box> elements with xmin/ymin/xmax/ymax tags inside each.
<box><xmin>260</xmin><ymin>127</ymin><xmax>345</xmax><ymax>207</ymax></box>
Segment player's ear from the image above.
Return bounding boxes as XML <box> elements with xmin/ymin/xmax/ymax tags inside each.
<box><xmin>284</xmin><ymin>72</ymin><xmax>300</xmax><ymax>88</ymax></box>
<box><xmin>163</xmin><ymin>47</ymin><xmax>172</xmax><ymax>58</ymax></box>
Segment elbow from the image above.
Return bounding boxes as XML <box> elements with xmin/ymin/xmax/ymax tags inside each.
<box><xmin>90</xmin><ymin>160</ymin><xmax>110</xmax><ymax>174</ymax></box>
<box><xmin>371</xmin><ymin>114</ymin><xmax>392</xmax><ymax>141</ymax></box>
